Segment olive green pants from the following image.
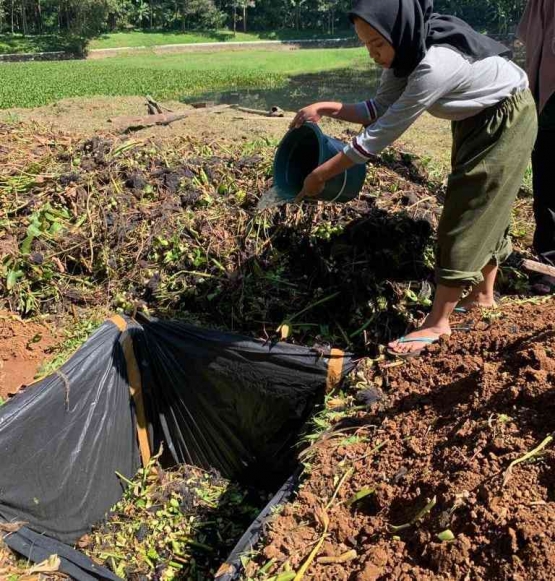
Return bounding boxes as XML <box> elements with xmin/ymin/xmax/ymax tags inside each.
<box><xmin>437</xmin><ymin>90</ymin><xmax>538</xmax><ymax>287</ymax></box>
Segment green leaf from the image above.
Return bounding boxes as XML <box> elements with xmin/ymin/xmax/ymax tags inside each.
<box><xmin>27</xmin><ymin>223</ymin><xmax>43</xmax><ymax>238</ymax></box>
<box><xmin>49</xmin><ymin>221</ymin><xmax>64</xmax><ymax>235</ymax></box>
<box><xmin>390</xmin><ymin>496</ymin><xmax>437</xmax><ymax>533</ymax></box>
<box><xmin>21</xmin><ymin>234</ymin><xmax>34</xmax><ymax>255</ymax></box>
<box><xmin>437</xmin><ymin>529</ymin><xmax>456</xmax><ymax>542</ymax></box>
<box><xmin>346</xmin><ymin>487</ymin><xmax>376</xmax><ymax>507</ymax></box>
<box><xmin>6</xmin><ymin>269</ymin><xmax>24</xmax><ymax>290</ymax></box>
<box><xmin>240</xmin><ymin>555</ymin><xmax>251</xmax><ymax>569</ymax></box>
<box><xmin>273</xmin><ymin>573</ymin><xmax>296</xmax><ymax>581</ymax></box>
<box><xmin>278</xmin><ymin>322</ymin><xmax>291</xmax><ymax>340</ymax></box>
<box><xmin>259</xmin><ymin>557</ymin><xmax>276</xmax><ymax>575</ymax></box>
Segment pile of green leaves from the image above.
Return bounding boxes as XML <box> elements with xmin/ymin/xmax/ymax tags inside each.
<box><xmin>83</xmin><ymin>460</ymin><xmax>263</xmax><ymax>580</ymax></box>
<box><xmin>0</xmin><ymin>122</ymin><xmax>444</xmax><ymax>352</ymax></box>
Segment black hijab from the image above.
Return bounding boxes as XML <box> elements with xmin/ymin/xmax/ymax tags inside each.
<box><xmin>349</xmin><ymin>0</ymin><xmax>512</xmax><ymax>78</ymax></box>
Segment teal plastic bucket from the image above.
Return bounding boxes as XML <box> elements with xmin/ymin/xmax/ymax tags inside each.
<box><xmin>273</xmin><ymin>123</ymin><xmax>366</xmax><ymax>203</ymax></box>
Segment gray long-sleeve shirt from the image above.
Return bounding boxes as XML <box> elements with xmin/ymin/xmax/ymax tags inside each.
<box><xmin>343</xmin><ymin>45</ymin><xmax>529</xmax><ymax>163</ymax></box>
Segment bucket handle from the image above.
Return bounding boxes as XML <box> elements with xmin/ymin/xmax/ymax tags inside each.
<box><xmin>329</xmin><ymin>170</ymin><xmax>348</xmax><ymax>203</ymax></box>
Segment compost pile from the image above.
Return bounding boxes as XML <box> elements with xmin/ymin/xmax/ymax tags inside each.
<box><xmin>0</xmin><ymin>460</ymin><xmax>262</xmax><ymax>581</ymax></box>
<box><xmin>76</xmin><ymin>459</ymin><xmax>262</xmax><ymax>580</ymax></box>
<box><xmin>249</xmin><ymin>299</ymin><xmax>555</xmax><ymax>580</ymax></box>
<box><xmin>0</xmin><ymin>121</ymin><xmax>452</xmax><ymax>352</ymax></box>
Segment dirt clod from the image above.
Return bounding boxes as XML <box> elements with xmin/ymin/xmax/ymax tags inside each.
<box><xmin>255</xmin><ymin>300</ymin><xmax>555</xmax><ymax>580</ymax></box>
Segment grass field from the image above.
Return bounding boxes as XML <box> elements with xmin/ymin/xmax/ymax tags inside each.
<box><xmin>0</xmin><ymin>47</ymin><xmax>369</xmax><ymax>109</ymax></box>
<box><xmin>89</xmin><ymin>29</ymin><xmax>354</xmax><ymax>50</ymax></box>
<box><xmin>0</xmin><ymin>29</ymin><xmax>354</xmax><ymax>54</ymax></box>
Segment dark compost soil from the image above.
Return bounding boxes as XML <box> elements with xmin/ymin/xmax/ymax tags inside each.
<box><xmin>0</xmin><ymin>122</ymin><xmax>447</xmax><ymax>354</ymax></box>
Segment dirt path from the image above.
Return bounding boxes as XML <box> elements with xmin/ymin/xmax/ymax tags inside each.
<box><xmin>87</xmin><ymin>38</ymin><xmax>355</xmax><ymax>59</ymax></box>
<box><xmin>0</xmin><ymin>311</ymin><xmax>57</xmax><ymax>400</ymax></box>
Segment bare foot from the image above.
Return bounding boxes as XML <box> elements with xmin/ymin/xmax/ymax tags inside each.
<box><xmin>388</xmin><ymin>323</ymin><xmax>451</xmax><ymax>356</ymax></box>
<box><xmin>456</xmin><ymin>292</ymin><xmax>497</xmax><ymax>311</ymax></box>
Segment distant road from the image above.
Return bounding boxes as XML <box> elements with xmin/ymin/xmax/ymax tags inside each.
<box><xmin>88</xmin><ymin>38</ymin><xmax>357</xmax><ymax>58</ymax></box>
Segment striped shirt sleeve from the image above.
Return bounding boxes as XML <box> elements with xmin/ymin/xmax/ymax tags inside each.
<box><xmin>353</xmin><ymin>69</ymin><xmax>407</xmax><ymax>127</ymax></box>
<box><xmin>354</xmin><ymin>99</ymin><xmax>380</xmax><ymax>125</ymax></box>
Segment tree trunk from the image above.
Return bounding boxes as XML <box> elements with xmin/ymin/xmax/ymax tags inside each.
<box><xmin>149</xmin><ymin>0</ymin><xmax>153</xmax><ymax>29</ymax></box>
<box><xmin>243</xmin><ymin>5</ymin><xmax>246</xmax><ymax>32</ymax></box>
<box><xmin>36</xmin><ymin>0</ymin><xmax>43</xmax><ymax>34</ymax></box>
<box><xmin>10</xmin><ymin>0</ymin><xmax>14</xmax><ymax>34</ymax></box>
<box><xmin>21</xmin><ymin>0</ymin><xmax>28</xmax><ymax>36</ymax></box>
<box><xmin>233</xmin><ymin>4</ymin><xmax>236</xmax><ymax>36</ymax></box>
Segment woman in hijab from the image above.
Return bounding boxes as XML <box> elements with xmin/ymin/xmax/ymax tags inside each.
<box><xmin>518</xmin><ymin>0</ymin><xmax>555</xmax><ymax>292</ymax></box>
<box><xmin>291</xmin><ymin>0</ymin><xmax>537</xmax><ymax>358</ymax></box>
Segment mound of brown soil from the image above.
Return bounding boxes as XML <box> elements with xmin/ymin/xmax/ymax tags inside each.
<box><xmin>0</xmin><ymin>310</ymin><xmax>56</xmax><ymax>399</ymax></box>
<box><xmin>253</xmin><ymin>299</ymin><xmax>555</xmax><ymax>581</ymax></box>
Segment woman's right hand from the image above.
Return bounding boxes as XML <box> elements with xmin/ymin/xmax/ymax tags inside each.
<box><xmin>290</xmin><ymin>103</ymin><xmax>323</xmax><ymax>129</ymax></box>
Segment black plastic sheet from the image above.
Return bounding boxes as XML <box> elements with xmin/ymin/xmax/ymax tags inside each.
<box><xmin>0</xmin><ymin>320</ymin><xmax>141</xmax><ymax>543</ymax></box>
<box><xmin>216</xmin><ymin>469</ymin><xmax>301</xmax><ymax>581</ymax></box>
<box><xmin>0</xmin><ymin>316</ymin><xmax>354</xmax><ymax>579</ymax></box>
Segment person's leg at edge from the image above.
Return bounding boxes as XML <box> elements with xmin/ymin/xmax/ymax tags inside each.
<box><xmin>388</xmin><ymin>263</ymin><xmax>499</xmax><ymax>355</ymax></box>
<box><xmin>389</xmin><ymin>90</ymin><xmax>537</xmax><ymax>356</ymax></box>
<box><xmin>531</xmin><ymin>94</ymin><xmax>555</xmax><ymax>292</ymax></box>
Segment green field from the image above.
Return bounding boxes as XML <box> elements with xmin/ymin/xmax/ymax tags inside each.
<box><xmin>0</xmin><ymin>47</ymin><xmax>369</xmax><ymax>109</ymax></box>
<box><xmin>89</xmin><ymin>29</ymin><xmax>354</xmax><ymax>50</ymax></box>
<box><xmin>0</xmin><ymin>29</ymin><xmax>354</xmax><ymax>55</ymax></box>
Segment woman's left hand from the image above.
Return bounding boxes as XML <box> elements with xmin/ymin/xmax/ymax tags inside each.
<box><xmin>295</xmin><ymin>172</ymin><xmax>325</xmax><ymax>203</ymax></box>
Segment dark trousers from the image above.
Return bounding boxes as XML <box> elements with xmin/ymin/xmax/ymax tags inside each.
<box><xmin>533</xmin><ymin>92</ymin><xmax>555</xmax><ymax>264</ymax></box>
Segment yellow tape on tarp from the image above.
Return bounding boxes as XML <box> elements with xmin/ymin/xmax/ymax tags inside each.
<box><xmin>109</xmin><ymin>315</ymin><xmax>127</xmax><ymax>332</ymax></box>
<box><xmin>110</xmin><ymin>315</ymin><xmax>152</xmax><ymax>467</ymax></box>
<box><xmin>326</xmin><ymin>348</ymin><xmax>345</xmax><ymax>393</ymax></box>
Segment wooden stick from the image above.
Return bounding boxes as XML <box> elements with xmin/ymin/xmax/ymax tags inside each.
<box><xmin>521</xmin><ymin>259</ymin><xmax>555</xmax><ymax>278</ymax></box>
<box><xmin>109</xmin><ymin>105</ymin><xmax>231</xmax><ymax>132</ymax></box>
<box><xmin>145</xmin><ymin>94</ymin><xmax>166</xmax><ymax>114</ymax></box>
<box><xmin>233</xmin><ymin>105</ymin><xmax>285</xmax><ymax>117</ymax></box>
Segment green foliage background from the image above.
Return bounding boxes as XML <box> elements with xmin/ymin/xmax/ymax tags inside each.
<box><xmin>0</xmin><ymin>0</ymin><xmax>527</xmax><ymax>46</ymax></box>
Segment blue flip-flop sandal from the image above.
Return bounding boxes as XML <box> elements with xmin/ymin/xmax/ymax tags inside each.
<box><xmin>387</xmin><ymin>336</ymin><xmax>439</xmax><ymax>359</ymax></box>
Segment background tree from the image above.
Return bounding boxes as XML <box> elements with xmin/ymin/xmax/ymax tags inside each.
<box><xmin>0</xmin><ymin>0</ymin><xmax>528</xmax><ymax>40</ymax></box>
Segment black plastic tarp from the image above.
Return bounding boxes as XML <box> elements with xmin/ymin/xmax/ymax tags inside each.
<box><xmin>215</xmin><ymin>469</ymin><xmax>302</xmax><ymax>581</ymax></box>
<box><xmin>135</xmin><ymin>320</ymin><xmax>344</xmax><ymax>484</ymax></box>
<box><xmin>0</xmin><ymin>320</ymin><xmax>141</xmax><ymax>543</ymax></box>
<box><xmin>0</xmin><ymin>316</ymin><xmax>354</xmax><ymax>579</ymax></box>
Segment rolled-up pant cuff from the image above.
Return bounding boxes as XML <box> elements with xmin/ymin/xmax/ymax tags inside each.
<box><xmin>435</xmin><ymin>268</ymin><xmax>483</xmax><ymax>287</ymax></box>
<box><xmin>435</xmin><ymin>241</ymin><xmax>513</xmax><ymax>288</ymax></box>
